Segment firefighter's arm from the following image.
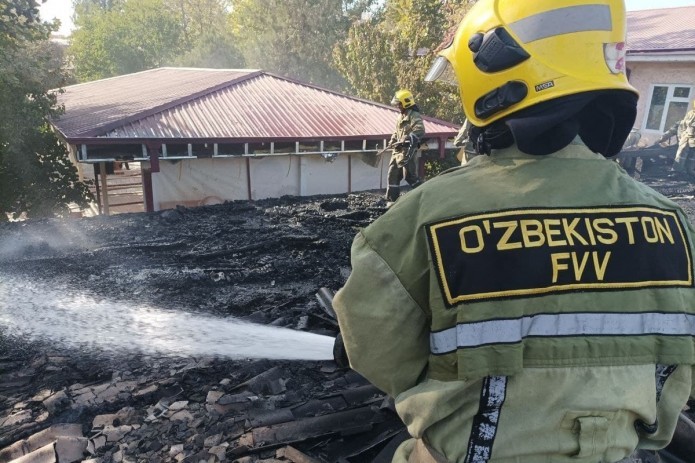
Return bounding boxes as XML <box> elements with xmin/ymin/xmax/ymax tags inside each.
<box><xmin>453</xmin><ymin>123</ymin><xmax>469</xmax><ymax>147</ymax></box>
<box><xmin>389</xmin><ymin>131</ymin><xmax>398</xmax><ymax>147</ymax></box>
<box><xmin>409</xmin><ymin>112</ymin><xmax>426</xmax><ymax>140</ymax></box>
<box><xmin>658</xmin><ymin>123</ymin><xmax>679</xmax><ymax>143</ymax></box>
<box><xmin>333</xmin><ymin>232</ymin><xmax>430</xmax><ymax>398</ymax></box>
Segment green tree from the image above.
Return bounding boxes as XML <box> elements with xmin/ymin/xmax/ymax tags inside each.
<box><xmin>72</xmin><ymin>0</ymin><xmax>124</xmax><ymax>14</ymax></box>
<box><xmin>230</xmin><ymin>0</ymin><xmax>373</xmax><ymax>90</ymax></box>
<box><xmin>174</xmin><ymin>31</ymin><xmax>244</xmax><ymax>68</ymax></box>
<box><xmin>174</xmin><ymin>0</ymin><xmax>230</xmax><ymax>48</ymax></box>
<box><xmin>333</xmin><ymin>10</ymin><xmax>396</xmax><ymax>103</ymax></box>
<box><xmin>0</xmin><ymin>1</ymin><xmax>92</xmax><ymax>220</ymax></box>
<box><xmin>70</xmin><ymin>0</ymin><xmax>184</xmax><ymax>81</ymax></box>
<box><xmin>70</xmin><ymin>0</ymin><xmax>242</xmax><ymax>79</ymax></box>
<box><xmin>171</xmin><ymin>0</ymin><xmax>243</xmax><ymax>68</ymax></box>
<box><xmin>335</xmin><ymin>0</ymin><xmax>472</xmax><ymax>123</ymax></box>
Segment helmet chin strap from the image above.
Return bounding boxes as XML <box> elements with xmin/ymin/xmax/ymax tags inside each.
<box><xmin>471</xmin><ymin>122</ymin><xmax>514</xmax><ymax>155</ymax></box>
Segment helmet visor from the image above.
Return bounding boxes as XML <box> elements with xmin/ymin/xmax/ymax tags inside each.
<box><xmin>425</xmin><ymin>56</ymin><xmax>458</xmax><ymax>87</ymax></box>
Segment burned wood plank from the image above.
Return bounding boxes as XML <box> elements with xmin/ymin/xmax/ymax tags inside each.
<box><xmin>228</xmin><ymin>406</ymin><xmax>385</xmax><ymax>457</ymax></box>
<box><xmin>0</xmin><ymin>424</ymin><xmax>83</xmax><ymax>462</ymax></box>
<box><xmin>276</xmin><ymin>446</ymin><xmax>322</xmax><ymax>463</ymax></box>
<box><xmin>323</xmin><ymin>420</ymin><xmax>405</xmax><ymax>461</ymax></box>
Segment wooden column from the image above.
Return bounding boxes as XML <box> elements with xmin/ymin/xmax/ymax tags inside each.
<box><xmin>246</xmin><ymin>157</ymin><xmax>252</xmax><ymax>200</ymax></box>
<box><xmin>99</xmin><ymin>161</ymin><xmax>110</xmax><ymax>216</ymax></box>
<box><xmin>348</xmin><ymin>154</ymin><xmax>352</xmax><ymax>193</ymax></box>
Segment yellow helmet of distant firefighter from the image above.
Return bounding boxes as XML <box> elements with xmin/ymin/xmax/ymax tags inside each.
<box><xmin>391</xmin><ymin>89</ymin><xmax>416</xmax><ymax>109</ymax></box>
<box><xmin>425</xmin><ymin>0</ymin><xmax>637</xmax><ymax>127</ymax></box>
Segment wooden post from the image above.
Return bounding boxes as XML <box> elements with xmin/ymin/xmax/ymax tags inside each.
<box><xmin>246</xmin><ymin>157</ymin><xmax>252</xmax><ymax>200</ymax></box>
<box><xmin>99</xmin><ymin>161</ymin><xmax>110</xmax><ymax>216</ymax></box>
<box><xmin>93</xmin><ymin>164</ymin><xmax>102</xmax><ymax>215</ymax></box>
<box><xmin>144</xmin><ymin>143</ymin><xmax>161</xmax><ymax>212</ymax></box>
<box><xmin>348</xmin><ymin>154</ymin><xmax>352</xmax><ymax>193</ymax></box>
<box><xmin>142</xmin><ymin>166</ymin><xmax>153</xmax><ymax>213</ymax></box>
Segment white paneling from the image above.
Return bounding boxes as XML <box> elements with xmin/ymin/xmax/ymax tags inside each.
<box><xmin>155</xmin><ymin>157</ymin><xmax>249</xmax><ymax>209</ymax></box>
<box><xmin>248</xmin><ymin>156</ymin><xmax>300</xmax><ymax>200</ymax></box>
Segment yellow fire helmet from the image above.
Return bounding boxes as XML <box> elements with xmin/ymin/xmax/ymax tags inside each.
<box><xmin>391</xmin><ymin>89</ymin><xmax>416</xmax><ymax>109</ymax></box>
<box><xmin>425</xmin><ymin>0</ymin><xmax>638</xmax><ymax>128</ymax></box>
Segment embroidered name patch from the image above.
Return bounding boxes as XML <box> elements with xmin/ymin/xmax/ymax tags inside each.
<box><xmin>426</xmin><ymin>206</ymin><xmax>693</xmax><ymax>306</ymax></box>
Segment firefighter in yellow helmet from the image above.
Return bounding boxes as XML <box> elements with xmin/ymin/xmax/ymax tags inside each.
<box><xmin>385</xmin><ymin>89</ymin><xmax>426</xmax><ymax>206</ymax></box>
<box><xmin>333</xmin><ymin>1</ymin><xmax>695</xmax><ymax>462</ymax></box>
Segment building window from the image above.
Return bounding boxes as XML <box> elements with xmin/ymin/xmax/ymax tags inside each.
<box><xmin>644</xmin><ymin>84</ymin><xmax>693</xmax><ymax>132</ymax></box>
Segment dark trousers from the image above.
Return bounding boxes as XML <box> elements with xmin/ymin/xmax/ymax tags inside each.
<box><xmin>386</xmin><ymin>154</ymin><xmax>422</xmax><ymax>202</ymax></box>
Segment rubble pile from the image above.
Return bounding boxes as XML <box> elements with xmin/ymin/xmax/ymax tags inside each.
<box><xmin>0</xmin><ymin>192</ymin><xmax>407</xmax><ymax>462</ymax></box>
<box><xmin>0</xmin><ymin>155</ymin><xmax>695</xmax><ymax>462</ymax></box>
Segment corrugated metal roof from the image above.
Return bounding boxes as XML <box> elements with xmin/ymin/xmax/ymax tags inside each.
<box><xmin>52</xmin><ymin>68</ymin><xmax>458</xmax><ymax>142</ymax></box>
<box><xmin>627</xmin><ymin>6</ymin><xmax>695</xmax><ymax>52</ymax></box>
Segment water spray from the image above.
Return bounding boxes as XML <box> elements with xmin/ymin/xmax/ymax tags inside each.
<box><xmin>0</xmin><ymin>275</ymin><xmax>334</xmax><ymax>361</ymax></box>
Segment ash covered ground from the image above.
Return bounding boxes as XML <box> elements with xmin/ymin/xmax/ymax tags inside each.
<box><xmin>0</xmin><ymin>152</ymin><xmax>694</xmax><ymax>463</ymax></box>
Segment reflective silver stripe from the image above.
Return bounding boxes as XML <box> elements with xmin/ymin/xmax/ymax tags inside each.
<box><xmin>509</xmin><ymin>5</ymin><xmax>612</xmax><ymax>43</ymax></box>
<box><xmin>431</xmin><ymin>312</ymin><xmax>695</xmax><ymax>354</ymax></box>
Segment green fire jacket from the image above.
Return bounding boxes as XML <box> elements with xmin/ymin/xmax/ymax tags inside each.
<box><xmin>333</xmin><ymin>140</ymin><xmax>695</xmax><ymax>462</ymax></box>
<box><xmin>389</xmin><ymin>109</ymin><xmax>426</xmax><ymax>152</ymax></box>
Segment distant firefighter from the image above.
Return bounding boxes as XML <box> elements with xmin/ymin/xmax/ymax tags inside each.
<box><xmin>385</xmin><ymin>89</ymin><xmax>425</xmax><ymax>207</ymax></box>
<box><xmin>657</xmin><ymin>103</ymin><xmax>695</xmax><ymax>176</ymax></box>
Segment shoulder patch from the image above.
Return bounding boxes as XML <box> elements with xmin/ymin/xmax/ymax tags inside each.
<box><xmin>426</xmin><ymin>206</ymin><xmax>693</xmax><ymax>306</ymax></box>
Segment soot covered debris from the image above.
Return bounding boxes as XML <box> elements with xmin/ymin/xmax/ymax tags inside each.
<box><xmin>0</xmin><ymin>191</ymin><xmax>407</xmax><ymax>462</ymax></box>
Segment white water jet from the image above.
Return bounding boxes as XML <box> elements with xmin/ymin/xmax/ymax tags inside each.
<box><xmin>0</xmin><ymin>276</ymin><xmax>334</xmax><ymax>361</ymax></box>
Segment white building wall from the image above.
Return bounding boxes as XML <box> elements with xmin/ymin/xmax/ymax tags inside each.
<box><xmin>153</xmin><ymin>153</ymin><xmax>389</xmax><ymax>210</ymax></box>
<box><xmin>350</xmin><ymin>154</ymin><xmax>389</xmax><ymax>193</ymax></box>
<box><xmin>300</xmin><ymin>155</ymin><xmax>347</xmax><ymax>196</ymax></box>
<box><xmin>248</xmin><ymin>155</ymin><xmax>301</xmax><ymax>200</ymax></box>
<box><xmin>156</xmin><ymin>157</ymin><xmax>249</xmax><ymax>210</ymax></box>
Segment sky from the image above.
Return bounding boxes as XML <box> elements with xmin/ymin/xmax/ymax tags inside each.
<box><xmin>38</xmin><ymin>0</ymin><xmax>695</xmax><ymax>36</ymax></box>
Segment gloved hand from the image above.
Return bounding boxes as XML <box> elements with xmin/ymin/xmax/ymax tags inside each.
<box><xmin>333</xmin><ymin>332</ymin><xmax>349</xmax><ymax>369</ymax></box>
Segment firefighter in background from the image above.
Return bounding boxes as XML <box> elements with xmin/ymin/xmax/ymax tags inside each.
<box><xmin>333</xmin><ymin>0</ymin><xmax>695</xmax><ymax>462</ymax></box>
<box><xmin>657</xmin><ymin>102</ymin><xmax>695</xmax><ymax>176</ymax></box>
<box><xmin>385</xmin><ymin>89</ymin><xmax>425</xmax><ymax>206</ymax></box>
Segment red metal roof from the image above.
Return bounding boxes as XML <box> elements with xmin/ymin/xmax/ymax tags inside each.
<box><xmin>627</xmin><ymin>6</ymin><xmax>695</xmax><ymax>53</ymax></box>
<box><xmin>52</xmin><ymin>68</ymin><xmax>458</xmax><ymax>143</ymax></box>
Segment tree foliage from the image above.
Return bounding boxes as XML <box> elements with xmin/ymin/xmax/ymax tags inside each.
<box><xmin>70</xmin><ymin>0</ymin><xmax>243</xmax><ymax>80</ymax></box>
<box><xmin>230</xmin><ymin>0</ymin><xmax>374</xmax><ymax>89</ymax></box>
<box><xmin>70</xmin><ymin>0</ymin><xmax>185</xmax><ymax>81</ymax></box>
<box><xmin>335</xmin><ymin>0</ymin><xmax>473</xmax><ymax>123</ymax></box>
<box><xmin>0</xmin><ymin>1</ymin><xmax>92</xmax><ymax>220</ymax></box>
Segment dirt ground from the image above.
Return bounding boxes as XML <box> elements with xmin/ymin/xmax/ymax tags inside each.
<box><xmin>0</xmin><ymin>149</ymin><xmax>694</xmax><ymax>463</ymax></box>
